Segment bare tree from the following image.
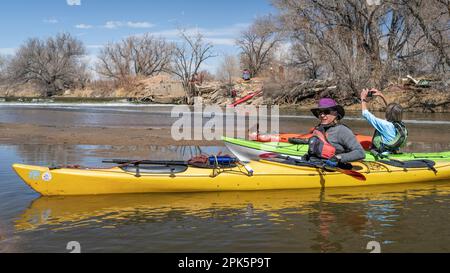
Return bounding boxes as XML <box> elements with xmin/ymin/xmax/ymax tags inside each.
<box><xmin>7</xmin><ymin>33</ymin><xmax>87</xmax><ymax>96</ymax></box>
<box><xmin>168</xmin><ymin>30</ymin><xmax>216</xmax><ymax>104</ymax></box>
<box><xmin>237</xmin><ymin>16</ymin><xmax>282</xmax><ymax>77</ymax></box>
<box><xmin>97</xmin><ymin>34</ymin><xmax>173</xmax><ymax>81</ymax></box>
<box><xmin>216</xmin><ymin>54</ymin><xmax>240</xmax><ymax>85</ymax></box>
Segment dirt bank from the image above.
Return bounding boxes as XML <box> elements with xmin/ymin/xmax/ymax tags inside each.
<box><xmin>0</xmin><ymin>123</ymin><xmax>223</xmax><ymax>147</ymax></box>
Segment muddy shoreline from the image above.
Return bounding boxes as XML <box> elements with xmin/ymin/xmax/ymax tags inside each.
<box><xmin>0</xmin><ymin>123</ymin><xmax>223</xmax><ymax>146</ymax></box>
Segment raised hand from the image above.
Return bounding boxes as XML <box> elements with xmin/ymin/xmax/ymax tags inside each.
<box><xmin>361</xmin><ymin>89</ymin><xmax>370</xmax><ymax>100</ymax></box>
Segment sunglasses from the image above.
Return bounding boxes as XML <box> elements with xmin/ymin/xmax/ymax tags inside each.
<box><xmin>318</xmin><ymin>109</ymin><xmax>334</xmax><ymax>116</ymax></box>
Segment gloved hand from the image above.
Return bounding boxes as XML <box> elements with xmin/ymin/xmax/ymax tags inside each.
<box><xmin>324</xmin><ymin>156</ymin><xmax>341</xmax><ymax>168</ymax></box>
<box><xmin>324</xmin><ymin>159</ymin><xmax>338</xmax><ymax>168</ymax></box>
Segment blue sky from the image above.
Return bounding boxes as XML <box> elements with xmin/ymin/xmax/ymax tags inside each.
<box><xmin>0</xmin><ymin>0</ymin><xmax>276</xmax><ymax>74</ymax></box>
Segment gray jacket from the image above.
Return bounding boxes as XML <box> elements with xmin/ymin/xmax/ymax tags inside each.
<box><xmin>319</xmin><ymin>124</ymin><xmax>366</xmax><ymax>163</ymax></box>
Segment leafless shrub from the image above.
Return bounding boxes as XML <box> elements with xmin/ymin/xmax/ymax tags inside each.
<box><xmin>7</xmin><ymin>33</ymin><xmax>88</xmax><ymax>96</ymax></box>
<box><xmin>96</xmin><ymin>34</ymin><xmax>173</xmax><ymax>82</ymax></box>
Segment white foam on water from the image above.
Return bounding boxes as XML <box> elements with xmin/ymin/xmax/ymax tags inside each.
<box><xmin>0</xmin><ymin>102</ymin><xmax>178</xmax><ymax>108</ymax></box>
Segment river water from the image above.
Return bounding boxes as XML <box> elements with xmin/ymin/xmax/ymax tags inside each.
<box><xmin>0</xmin><ymin>103</ymin><xmax>449</xmax><ymax>253</ymax></box>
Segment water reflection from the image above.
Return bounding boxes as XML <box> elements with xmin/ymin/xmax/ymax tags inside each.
<box><xmin>13</xmin><ymin>145</ymin><xmax>83</xmax><ymax>166</ymax></box>
<box><xmin>13</xmin><ymin>182</ymin><xmax>450</xmax><ymax>252</ymax></box>
<box><xmin>0</xmin><ymin>217</ymin><xmax>22</xmax><ymax>253</ymax></box>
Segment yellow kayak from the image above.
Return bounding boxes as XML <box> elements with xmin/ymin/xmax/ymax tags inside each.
<box><xmin>12</xmin><ymin>160</ymin><xmax>450</xmax><ymax>196</ymax></box>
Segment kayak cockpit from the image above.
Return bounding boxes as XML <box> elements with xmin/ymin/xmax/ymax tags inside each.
<box><xmin>121</xmin><ymin>164</ymin><xmax>188</xmax><ymax>175</ymax></box>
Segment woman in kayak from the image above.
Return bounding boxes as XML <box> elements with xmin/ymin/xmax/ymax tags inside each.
<box><xmin>361</xmin><ymin>88</ymin><xmax>408</xmax><ymax>156</ymax></box>
<box><xmin>307</xmin><ymin>98</ymin><xmax>366</xmax><ymax>166</ymax></box>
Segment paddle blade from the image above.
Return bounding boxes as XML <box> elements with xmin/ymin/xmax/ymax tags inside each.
<box><xmin>259</xmin><ymin>153</ymin><xmax>280</xmax><ymax>159</ymax></box>
<box><xmin>338</xmin><ymin>168</ymin><xmax>366</xmax><ymax>181</ymax></box>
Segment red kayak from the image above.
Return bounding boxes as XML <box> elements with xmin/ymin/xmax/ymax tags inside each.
<box><xmin>229</xmin><ymin>90</ymin><xmax>263</xmax><ymax>108</ymax></box>
<box><xmin>249</xmin><ymin>131</ymin><xmax>373</xmax><ymax>150</ymax></box>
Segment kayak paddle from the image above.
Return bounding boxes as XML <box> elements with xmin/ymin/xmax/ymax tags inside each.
<box><xmin>259</xmin><ymin>153</ymin><xmax>366</xmax><ymax>181</ymax></box>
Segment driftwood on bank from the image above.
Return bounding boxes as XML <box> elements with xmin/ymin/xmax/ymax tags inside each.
<box><xmin>267</xmin><ymin>80</ymin><xmax>338</xmax><ymax>105</ymax></box>
<box><xmin>405</xmin><ymin>98</ymin><xmax>450</xmax><ymax>113</ymax></box>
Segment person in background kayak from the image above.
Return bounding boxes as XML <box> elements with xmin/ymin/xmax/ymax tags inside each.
<box><xmin>307</xmin><ymin>98</ymin><xmax>366</xmax><ymax>166</ymax></box>
<box><xmin>361</xmin><ymin>88</ymin><xmax>408</xmax><ymax>156</ymax></box>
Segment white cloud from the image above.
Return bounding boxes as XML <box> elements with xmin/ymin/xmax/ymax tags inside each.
<box><xmin>202</xmin><ymin>23</ymin><xmax>250</xmax><ymax>37</ymax></box>
<box><xmin>151</xmin><ymin>23</ymin><xmax>250</xmax><ymax>40</ymax></box>
<box><xmin>103</xmin><ymin>21</ymin><xmax>123</xmax><ymax>29</ymax></box>
<box><xmin>103</xmin><ymin>21</ymin><xmax>154</xmax><ymax>29</ymax></box>
<box><xmin>67</xmin><ymin>0</ymin><xmax>81</xmax><ymax>6</ymax></box>
<box><xmin>140</xmin><ymin>23</ymin><xmax>249</xmax><ymax>47</ymax></box>
<box><xmin>126</xmin><ymin>21</ymin><xmax>154</xmax><ymax>28</ymax></box>
<box><xmin>204</xmin><ymin>38</ymin><xmax>236</xmax><ymax>46</ymax></box>
<box><xmin>86</xmin><ymin>45</ymin><xmax>104</xmax><ymax>49</ymax></box>
<box><xmin>75</xmin><ymin>24</ymin><xmax>93</xmax><ymax>29</ymax></box>
<box><xmin>150</xmin><ymin>29</ymin><xmax>179</xmax><ymax>37</ymax></box>
<box><xmin>44</xmin><ymin>18</ymin><xmax>59</xmax><ymax>24</ymax></box>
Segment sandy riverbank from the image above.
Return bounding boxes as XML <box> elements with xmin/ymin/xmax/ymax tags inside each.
<box><xmin>0</xmin><ymin>123</ymin><xmax>223</xmax><ymax>146</ymax></box>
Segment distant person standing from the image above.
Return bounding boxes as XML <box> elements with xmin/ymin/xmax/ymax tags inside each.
<box><xmin>242</xmin><ymin>69</ymin><xmax>251</xmax><ymax>81</ymax></box>
<box><xmin>231</xmin><ymin>89</ymin><xmax>237</xmax><ymax>99</ymax></box>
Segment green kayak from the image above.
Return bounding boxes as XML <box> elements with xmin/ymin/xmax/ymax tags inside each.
<box><xmin>223</xmin><ymin>137</ymin><xmax>450</xmax><ymax>163</ymax></box>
